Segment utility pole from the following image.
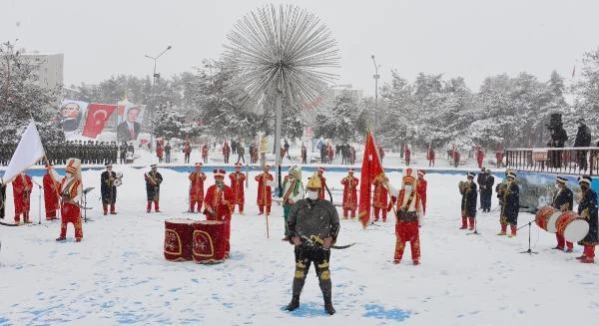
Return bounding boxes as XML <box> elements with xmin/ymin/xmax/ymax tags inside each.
<box><xmin>371</xmin><ymin>54</ymin><xmax>380</xmax><ymax>135</ymax></box>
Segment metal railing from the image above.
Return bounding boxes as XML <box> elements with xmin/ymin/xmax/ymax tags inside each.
<box><xmin>505</xmin><ymin>147</ymin><xmax>599</xmax><ymax>176</ymax></box>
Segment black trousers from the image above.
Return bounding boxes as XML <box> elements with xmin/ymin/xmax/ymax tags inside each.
<box><xmin>291</xmin><ymin>245</ymin><xmax>332</xmax><ymax>300</ymax></box>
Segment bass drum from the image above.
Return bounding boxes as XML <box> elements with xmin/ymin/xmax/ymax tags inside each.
<box><xmin>114</xmin><ymin>172</ymin><xmax>123</xmax><ymax>187</ymax></box>
<box><xmin>555</xmin><ymin>211</ymin><xmax>589</xmax><ymax>243</ymax></box>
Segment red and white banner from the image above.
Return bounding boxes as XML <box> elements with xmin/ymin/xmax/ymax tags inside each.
<box><xmin>82</xmin><ymin>104</ymin><xmax>116</xmax><ymax>138</ymax></box>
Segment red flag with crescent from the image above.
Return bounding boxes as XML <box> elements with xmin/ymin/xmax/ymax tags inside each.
<box><xmin>82</xmin><ymin>104</ymin><xmax>116</xmax><ymax>138</ymax></box>
<box><xmin>358</xmin><ymin>131</ymin><xmax>385</xmax><ymax>229</ymax></box>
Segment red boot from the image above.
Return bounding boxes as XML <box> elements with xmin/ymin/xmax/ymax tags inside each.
<box><xmin>508</xmin><ymin>225</ymin><xmax>517</xmax><ymax>238</ymax></box>
<box><xmin>103</xmin><ymin>205</ymin><xmax>108</xmax><ymax>216</ymax></box>
<box><xmin>497</xmin><ymin>223</ymin><xmax>507</xmax><ymax>236</ymax></box>
<box><xmin>147</xmin><ymin>202</ymin><xmax>152</xmax><ymax>213</ymax></box>
<box><xmin>581</xmin><ymin>246</ymin><xmax>595</xmax><ymax>263</ymax></box>
<box><xmin>459</xmin><ymin>216</ymin><xmax>467</xmax><ymax>229</ymax></box>
<box><xmin>154</xmin><ymin>201</ymin><xmax>161</xmax><ymax>213</ymax></box>
<box><xmin>110</xmin><ymin>205</ymin><xmax>116</xmax><ymax>215</ymax></box>
<box><xmin>468</xmin><ymin>217</ymin><xmax>475</xmax><ymax>231</ymax></box>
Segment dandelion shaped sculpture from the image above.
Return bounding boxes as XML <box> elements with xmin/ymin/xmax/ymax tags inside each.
<box><xmin>224</xmin><ymin>3</ymin><xmax>340</xmax><ymax>108</ymax></box>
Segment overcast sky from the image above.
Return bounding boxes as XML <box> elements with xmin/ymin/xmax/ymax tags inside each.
<box><xmin>2</xmin><ymin>0</ymin><xmax>598</xmax><ymax>94</ymax></box>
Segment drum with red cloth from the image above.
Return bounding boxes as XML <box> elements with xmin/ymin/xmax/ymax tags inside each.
<box><xmin>192</xmin><ymin>220</ymin><xmax>226</xmax><ymax>264</ymax></box>
<box><xmin>555</xmin><ymin>211</ymin><xmax>589</xmax><ymax>243</ymax></box>
<box><xmin>535</xmin><ymin>206</ymin><xmax>561</xmax><ymax>233</ymax></box>
<box><xmin>164</xmin><ymin>218</ymin><xmax>195</xmax><ymax>261</ymax></box>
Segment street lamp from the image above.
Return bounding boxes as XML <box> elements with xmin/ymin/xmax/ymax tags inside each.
<box><xmin>371</xmin><ymin>54</ymin><xmax>380</xmax><ymax>135</ymax></box>
<box><xmin>145</xmin><ymin>45</ymin><xmax>172</xmax><ymax>85</ymax></box>
<box><xmin>144</xmin><ymin>45</ymin><xmax>172</xmax><ymax>151</ymax></box>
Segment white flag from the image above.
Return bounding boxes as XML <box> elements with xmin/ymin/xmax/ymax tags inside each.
<box><xmin>2</xmin><ymin>121</ymin><xmax>45</xmax><ymax>184</ymax></box>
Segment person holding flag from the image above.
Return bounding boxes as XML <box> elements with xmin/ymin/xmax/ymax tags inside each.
<box><xmin>315</xmin><ymin>167</ymin><xmax>332</xmax><ymax>201</ymax></box>
<box><xmin>229</xmin><ymin>163</ymin><xmax>246</xmax><ymax>214</ymax></box>
<box><xmin>359</xmin><ymin>131</ymin><xmax>385</xmax><ymax>228</ymax></box>
<box><xmin>43</xmin><ymin>163</ymin><xmax>61</xmax><ymax>220</ymax></box>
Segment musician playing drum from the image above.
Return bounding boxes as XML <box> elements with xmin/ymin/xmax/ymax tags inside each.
<box><xmin>101</xmin><ymin>162</ymin><xmax>118</xmax><ymax>215</ymax></box>
<box><xmin>552</xmin><ymin>176</ymin><xmax>574</xmax><ymax>252</ymax></box>
<box><xmin>576</xmin><ymin>175</ymin><xmax>598</xmax><ymax>263</ymax></box>
<box><xmin>145</xmin><ymin>164</ymin><xmax>163</xmax><ymax>213</ymax></box>
<box><xmin>203</xmin><ymin>169</ymin><xmax>234</xmax><ymax>258</ymax></box>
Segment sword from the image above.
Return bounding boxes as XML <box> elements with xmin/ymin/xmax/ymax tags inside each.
<box><xmin>300</xmin><ymin>235</ymin><xmax>356</xmax><ymax>250</ymax></box>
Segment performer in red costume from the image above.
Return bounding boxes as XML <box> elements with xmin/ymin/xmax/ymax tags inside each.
<box><xmin>12</xmin><ymin>172</ymin><xmax>33</xmax><ymax>224</ymax></box>
<box><xmin>255</xmin><ymin>165</ymin><xmax>273</xmax><ymax>215</ymax></box>
<box><xmin>188</xmin><ymin>163</ymin><xmax>207</xmax><ymax>213</ymax></box>
<box><xmin>43</xmin><ymin>163</ymin><xmax>61</xmax><ymax>220</ymax></box>
<box><xmin>373</xmin><ymin>174</ymin><xmax>389</xmax><ymax>222</ymax></box>
<box><xmin>56</xmin><ymin>158</ymin><xmax>83</xmax><ymax>242</ymax></box>
<box><xmin>341</xmin><ymin>168</ymin><xmax>359</xmax><ymax>219</ymax></box>
<box><xmin>204</xmin><ymin>169</ymin><xmax>234</xmax><ymax>257</ymax></box>
<box><xmin>390</xmin><ymin>168</ymin><xmax>423</xmax><ymax>265</ymax></box>
<box><xmin>229</xmin><ymin>163</ymin><xmax>246</xmax><ymax>214</ymax></box>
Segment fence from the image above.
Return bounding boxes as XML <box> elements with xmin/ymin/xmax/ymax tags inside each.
<box><xmin>505</xmin><ymin>147</ymin><xmax>599</xmax><ymax>176</ymax></box>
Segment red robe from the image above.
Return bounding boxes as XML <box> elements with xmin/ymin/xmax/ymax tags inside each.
<box><xmin>58</xmin><ymin>176</ymin><xmax>83</xmax><ymax>240</ymax></box>
<box><xmin>372</xmin><ymin>177</ymin><xmax>389</xmax><ymax>208</ymax></box>
<box><xmin>12</xmin><ymin>174</ymin><xmax>32</xmax><ymax>218</ymax></box>
<box><xmin>255</xmin><ymin>172</ymin><xmax>273</xmax><ymax>206</ymax></box>
<box><xmin>476</xmin><ymin>149</ymin><xmax>485</xmax><ymax>168</ymax></box>
<box><xmin>189</xmin><ymin>172</ymin><xmax>207</xmax><ymax>202</ymax></box>
<box><xmin>203</xmin><ymin>184</ymin><xmax>234</xmax><ymax>221</ymax></box>
<box><xmin>341</xmin><ymin>175</ymin><xmax>359</xmax><ymax>210</ymax></box>
<box><xmin>417</xmin><ymin>178</ymin><xmax>428</xmax><ymax>215</ymax></box>
<box><xmin>43</xmin><ymin>172</ymin><xmax>60</xmax><ymax>219</ymax></box>
<box><xmin>404</xmin><ymin>146</ymin><xmax>411</xmax><ymax>165</ymax></box>
<box><xmin>203</xmin><ymin>184</ymin><xmax>234</xmax><ymax>255</ymax></box>
<box><xmin>317</xmin><ymin>175</ymin><xmax>327</xmax><ymax>200</ymax></box>
<box><xmin>229</xmin><ymin>171</ymin><xmax>246</xmax><ymax>205</ymax></box>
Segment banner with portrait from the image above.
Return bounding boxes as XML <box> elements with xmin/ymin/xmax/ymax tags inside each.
<box><xmin>116</xmin><ymin>100</ymin><xmax>146</xmax><ymax>142</ymax></box>
<box><xmin>58</xmin><ymin>99</ymin><xmax>89</xmax><ymax>139</ymax></box>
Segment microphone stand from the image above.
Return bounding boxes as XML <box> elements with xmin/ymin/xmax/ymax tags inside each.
<box><xmin>518</xmin><ymin>220</ymin><xmax>538</xmax><ymax>255</ymax></box>
<box><xmin>29</xmin><ymin>179</ymin><xmax>47</xmax><ymax>228</ymax></box>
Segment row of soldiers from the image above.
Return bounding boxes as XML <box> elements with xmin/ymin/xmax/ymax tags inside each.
<box><xmin>0</xmin><ymin>141</ymin><xmax>126</xmax><ymax>166</ymax></box>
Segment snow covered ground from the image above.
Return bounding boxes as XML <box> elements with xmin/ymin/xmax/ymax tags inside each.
<box><xmin>2</xmin><ymin>164</ymin><xmax>599</xmax><ymax>325</ymax></box>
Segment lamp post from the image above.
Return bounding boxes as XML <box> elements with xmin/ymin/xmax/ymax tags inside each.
<box><xmin>144</xmin><ymin>45</ymin><xmax>172</xmax><ymax>151</ymax></box>
<box><xmin>371</xmin><ymin>54</ymin><xmax>380</xmax><ymax>135</ymax></box>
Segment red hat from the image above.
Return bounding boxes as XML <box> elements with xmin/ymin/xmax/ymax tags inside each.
<box><xmin>213</xmin><ymin>169</ymin><xmax>226</xmax><ymax>178</ymax></box>
<box><xmin>417</xmin><ymin>170</ymin><xmax>425</xmax><ymax>177</ymax></box>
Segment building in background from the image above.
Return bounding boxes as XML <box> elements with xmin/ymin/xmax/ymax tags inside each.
<box><xmin>22</xmin><ymin>53</ymin><xmax>64</xmax><ymax>90</ymax></box>
<box><xmin>331</xmin><ymin>84</ymin><xmax>363</xmax><ymax>102</ymax></box>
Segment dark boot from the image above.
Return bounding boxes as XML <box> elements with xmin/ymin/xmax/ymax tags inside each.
<box><xmin>324</xmin><ymin>296</ymin><xmax>336</xmax><ymax>315</ymax></box>
<box><xmin>285</xmin><ymin>295</ymin><xmax>300</xmax><ymax>311</ymax></box>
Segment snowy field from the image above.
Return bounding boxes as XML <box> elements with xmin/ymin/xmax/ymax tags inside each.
<box><xmin>2</xmin><ymin>164</ymin><xmax>599</xmax><ymax>325</ymax></box>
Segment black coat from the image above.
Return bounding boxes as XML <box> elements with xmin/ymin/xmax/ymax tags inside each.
<box><xmin>0</xmin><ymin>183</ymin><xmax>6</xmax><ymax>219</ymax></box>
<box><xmin>117</xmin><ymin>121</ymin><xmax>141</xmax><ymax>142</ymax></box>
<box><xmin>552</xmin><ymin>187</ymin><xmax>573</xmax><ymax>212</ymax></box>
<box><xmin>461</xmin><ymin>181</ymin><xmax>477</xmax><ymax>217</ymax></box>
<box><xmin>578</xmin><ymin>188</ymin><xmax>598</xmax><ymax>246</ymax></box>
<box><xmin>501</xmin><ymin>182</ymin><xmax>519</xmax><ymax>225</ymax></box>
<box><xmin>550</xmin><ymin>128</ymin><xmax>568</xmax><ymax>147</ymax></box>
<box><xmin>145</xmin><ymin>171</ymin><xmax>163</xmax><ymax>201</ymax></box>
<box><xmin>480</xmin><ymin>174</ymin><xmax>495</xmax><ymax>195</ymax></box>
<box><xmin>101</xmin><ymin>171</ymin><xmax>117</xmax><ymax>205</ymax></box>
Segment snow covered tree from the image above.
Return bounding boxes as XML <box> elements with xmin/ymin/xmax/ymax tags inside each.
<box><xmin>312</xmin><ymin>91</ymin><xmax>366</xmax><ymax>142</ymax></box>
<box><xmin>152</xmin><ymin>106</ymin><xmax>200</xmax><ymax>140</ymax></box>
<box><xmin>0</xmin><ymin>41</ymin><xmax>64</xmax><ymax>143</ymax></box>
<box><xmin>575</xmin><ymin>47</ymin><xmax>599</xmax><ymax>134</ymax></box>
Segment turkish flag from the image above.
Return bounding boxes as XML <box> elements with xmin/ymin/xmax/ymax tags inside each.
<box><xmin>82</xmin><ymin>104</ymin><xmax>116</xmax><ymax>138</ymax></box>
<box><xmin>359</xmin><ymin>131</ymin><xmax>385</xmax><ymax>229</ymax></box>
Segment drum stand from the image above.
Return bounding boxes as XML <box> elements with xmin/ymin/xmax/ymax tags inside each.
<box><xmin>518</xmin><ymin>221</ymin><xmax>538</xmax><ymax>255</ymax></box>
